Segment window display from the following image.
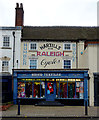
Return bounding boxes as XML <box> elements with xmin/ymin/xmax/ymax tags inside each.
<box><xmin>26</xmin><ymin>82</ymin><xmax>32</xmax><ymax>98</ymax></box>
<box><xmin>76</xmin><ymin>81</ymin><xmax>84</xmax><ymax>98</ymax></box>
<box><xmin>68</xmin><ymin>82</ymin><xmax>75</xmax><ymax>98</ymax></box>
<box><xmin>34</xmin><ymin>82</ymin><xmax>40</xmax><ymax>98</ymax></box>
<box><xmin>41</xmin><ymin>82</ymin><xmax>45</xmax><ymax>98</ymax></box>
<box><xmin>18</xmin><ymin>82</ymin><xmax>25</xmax><ymax>98</ymax></box>
<box><xmin>17</xmin><ymin>79</ymin><xmax>84</xmax><ymax>99</ymax></box>
<box><xmin>60</xmin><ymin>82</ymin><xmax>67</xmax><ymax>98</ymax></box>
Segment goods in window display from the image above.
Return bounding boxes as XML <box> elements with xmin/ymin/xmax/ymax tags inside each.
<box><xmin>18</xmin><ymin>82</ymin><xmax>25</xmax><ymax>98</ymax></box>
<box><xmin>69</xmin><ymin>84</ymin><xmax>73</xmax><ymax>98</ymax></box>
<box><xmin>63</xmin><ymin>83</ymin><xmax>67</xmax><ymax>98</ymax></box>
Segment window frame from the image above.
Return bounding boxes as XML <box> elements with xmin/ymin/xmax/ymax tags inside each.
<box><xmin>63</xmin><ymin>59</ymin><xmax>72</xmax><ymax>69</ymax></box>
<box><xmin>29</xmin><ymin>59</ymin><xmax>38</xmax><ymax>69</ymax></box>
<box><xmin>63</xmin><ymin>43</ymin><xmax>72</xmax><ymax>51</ymax></box>
<box><xmin>29</xmin><ymin>42</ymin><xmax>37</xmax><ymax>51</ymax></box>
<box><xmin>3</xmin><ymin>36</ymin><xmax>10</xmax><ymax>47</ymax></box>
<box><xmin>2</xmin><ymin>60</ymin><xmax>9</xmax><ymax>72</ymax></box>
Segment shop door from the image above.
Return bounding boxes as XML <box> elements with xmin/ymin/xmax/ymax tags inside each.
<box><xmin>46</xmin><ymin>82</ymin><xmax>56</xmax><ymax>101</ymax></box>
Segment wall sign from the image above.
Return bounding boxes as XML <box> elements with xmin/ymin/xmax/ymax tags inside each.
<box><xmin>41</xmin><ymin>58</ymin><xmax>60</xmax><ymax>68</ymax></box>
<box><xmin>23</xmin><ymin>43</ymin><xmax>27</xmax><ymax>65</ymax></box>
<box><xmin>40</xmin><ymin>43</ymin><xmax>61</xmax><ymax>50</ymax></box>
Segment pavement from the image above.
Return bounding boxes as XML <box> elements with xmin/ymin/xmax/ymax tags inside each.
<box><xmin>1</xmin><ymin>105</ymin><xmax>99</xmax><ymax>118</ymax></box>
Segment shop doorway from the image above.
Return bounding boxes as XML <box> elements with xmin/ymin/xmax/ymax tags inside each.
<box><xmin>46</xmin><ymin>81</ymin><xmax>56</xmax><ymax>101</ymax></box>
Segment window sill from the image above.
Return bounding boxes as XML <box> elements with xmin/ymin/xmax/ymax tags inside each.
<box><xmin>63</xmin><ymin>50</ymin><xmax>72</xmax><ymax>52</ymax></box>
<box><xmin>1</xmin><ymin>47</ymin><xmax>12</xmax><ymax>49</ymax></box>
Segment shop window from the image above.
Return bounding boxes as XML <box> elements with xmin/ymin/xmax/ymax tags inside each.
<box><xmin>29</xmin><ymin>43</ymin><xmax>37</xmax><ymax>50</ymax></box>
<box><xmin>60</xmin><ymin>82</ymin><xmax>67</xmax><ymax>98</ymax></box>
<box><xmin>41</xmin><ymin>82</ymin><xmax>45</xmax><ymax>98</ymax></box>
<box><xmin>64</xmin><ymin>60</ymin><xmax>71</xmax><ymax>69</ymax></box>
<box><xmin>76</xmin><ymin>81</ymin><xmax>84</xmax><ymax>99</ymax></box>
<box><xmin>30</xmin><ymin>60</ymin><xmax>37</xmax><ymax>69</ymax></box>
<box><xmin>64</xmin><ymin>43</ymin><xmax>71</xmax><ymax>50</ymax></box>
<box><xmin>18</xmin><ymin>82</ymin><xmax>25</xmax><ymax>98</ymax></box>
<box><xmin>3</xmin><ymin>36</ymin><xmax>10</xmax><ymax>47</ymax></box>
<box><xmin>2</xmin><ymin>61</ymin><xmax>9</xmax><ymax>72</ymax></box>
<box><xmin>25</xmin><ymin>82</ymin><xmax>33</xmax><ymax>98</ymax></box>
<box><xmin>68</xmin><ymin>81</ymin><xmax>75</xmax><ymax>98</ymax></box>
<box><xmin>34</xmin><ymin>82</ymin><xmax>40</xmax><ymax>98</ymax></box>
<box><xmin>56</xmin><ymin>82</ymin><xmax>59</xmax><ymax>98</ymax></box>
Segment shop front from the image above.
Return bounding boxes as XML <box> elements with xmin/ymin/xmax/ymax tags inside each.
<box><xmin>13</xmin><ymin>69</ymin><xmax>88</xmax><ymax>105</ymax></box>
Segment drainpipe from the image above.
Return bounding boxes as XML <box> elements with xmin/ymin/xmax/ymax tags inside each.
<box><xmin>13</xmin><ymin>32</ymin><xmax>15</xmax><ymax>69</ymax></box>
<box><xmin>76</xmin><ymin>41</ymin><xmax>78</xmax><ymax>69</ymax></box>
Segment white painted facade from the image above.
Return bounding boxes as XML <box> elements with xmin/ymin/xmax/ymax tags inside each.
<box><xmin>0</xmin><ymin>27</ymin><xmax>22</xmax><ymax>74</ymax></box>
<box><xmin>78</xmin><ymin>43</ymin><xmax>99</xmax><ymax>106</ymax></box>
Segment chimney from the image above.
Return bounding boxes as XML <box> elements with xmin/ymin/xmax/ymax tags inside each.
<box><xmin>15</xmin><ymin>3</ymin><xmax>24</xmax><ymax>26</ymax></box>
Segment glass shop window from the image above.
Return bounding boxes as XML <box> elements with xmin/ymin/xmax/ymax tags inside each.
<box><xmin>68</xmin><ymin>81</ymin><xmax>75</xmax><ymax>98</ymax></box>
<box><xmin>76</xmin><ymin>81</ymin><xmax>84</xmax><ymax>99</ymax></box>
<box><xmin>60</xmin><ymin>82</ymin><xmax>67</xmax><ymax>98</ymax></box>
<box><xmin>34</xmin><ymin>82</ymin><xmax>40</xmax><ymax>98</ymax></box>
<box><xmin>56</xmin><ymin>82</ymin><xmax>59</xmax><ymax>98</ymax></box>
<box><xmin>18</xmin><ymin>82</ymin><xmax>25</xmax><ymax>98</ymax></box>
<box><xmin>25</xmin><ymin>82</ymin><xmax>33</xmax><ymax>98</ymax></box>
<box><xmin>41</xmin><ymin>82</ymin><xmax>45</xmax><ymax>98</ymax></box>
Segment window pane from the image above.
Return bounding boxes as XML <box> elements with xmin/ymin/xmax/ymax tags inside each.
<box><xmin>64</xmin><ymin>60</ymin><xmax>71</xmax><ymax>69</ymax></box>
<box><xmin>30</xmin><ymin>60</ymin><xmax>37</xmax><ymax>69</ymax></box>
<box><xmin>64</xmin><ymin>44</ymin><xmax>71</xmax><ymax>50</ymax></box>
<box><xmin>30</xmin><ymin>43</ymin><xmax>37</xmax><ymax>50</ymax></box>
<box><xmin>2</xmin><ymin>61</ymin><xmax>9</xmax><ymax>71</ymax></box>
<box><xmin>3</xmin><ymin>37</ymin><xmax>10</xmax><ymax>47</ymax></box>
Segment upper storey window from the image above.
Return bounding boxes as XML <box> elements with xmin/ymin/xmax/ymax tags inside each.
<box><xmin>3</xmin><ymin>36</ymin><xmax>10</xmax><ymax>47</ymax></box>
<box><xmin>29</xmin><ymin>43</ymin><xmax>37</xmax><ymax>50</ymax></box>
<box><xmin>64</xmin><ymin>43</ymin><xmax>71</xmax><ymax>50</ymax></box>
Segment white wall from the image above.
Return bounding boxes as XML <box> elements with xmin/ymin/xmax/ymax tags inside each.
<box><xmin>0</xmin><ymin>27</ymin><xmax>21</xmax><ymax>74</ymax></box>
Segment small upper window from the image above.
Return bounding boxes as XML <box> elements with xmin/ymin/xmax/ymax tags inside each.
<box><xmin>29</xmin><ymin>43</ymin><xmax>37</xmax><ymax>50</ymax></box>
<box><xmin>64</xmin><ymin>43</ymin><xmax>71</xmax><ymax>50</ymax></box>
<box><xmin>3</xmin><ymin>36</ymin><xmax>10</xmax><ymax>47</ymax></box>
<box><xmin>64</xmin><ymin>60</ymin><xmax>71</xmax><ymax>69</ymax></box>
<box><xmin>30</xmin><ymin>60</ymin><xmax>37</xmax><ymax>69</ymax></box>
<box><xmin>2</xmin><ymin>61</ymin><xmax>9</xmax><ymax>72</ymax></box>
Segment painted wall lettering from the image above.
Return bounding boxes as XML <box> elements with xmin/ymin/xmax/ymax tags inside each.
<box><xmin>37</xmin><ymin>51</ymin><xmax>64</xmax><ymax>56</ymax></box>
<box><xmin>23</xmin><ymin>43</ymin><xmax>27</xmax><ymax>65</ymax></box>
<box><xmin>41</xmin><ymin>58</ymin><xmax>60</xmax><ymax>68</ymax></box>
<box><xmin>40</xmin><ymin>43</ymin><xmax>61</xmax><ymax>50</ymax></box>
<box><xmin>72</xmin><ymin>44</ymin><xmax>76</xmax><ymax>62</ymax></box>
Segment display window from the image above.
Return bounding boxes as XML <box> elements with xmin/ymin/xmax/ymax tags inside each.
<box><xmin>34</xmin><ymin>82</ymin><xmax>40</xmax><ymax>98</ymax></box>
<box><xmin>60</xmin><ymin>82</ymin><xmax>67</xmax><ymax>98</ymax></box>
<box><xmin>68</xmin><ymin>81</ymin><xmax>75</xmax><ymax>98</ymax></box>
<box><xmin>17</xmin><ymin>79</ymin><xmax>84</xmax><ymax>99</ymax></box>
<box><xmin>18</xmin><ymin>82</ymin><xmax>25</xmax><ymax>98</ymax></box>
<box><xmin>56</xmin><ymin>82</ymin><xmax>59</xmax><ymax>98</ymax></box>
<box><xmin>76</xmin><ymin>81</ymin><xmax>84</xmax><ymax>98</ymax></box>
<box><xmin>26</xmin><ymin>82</ymin><xmax>32</xmax><ymax>98</ymax></box>
<box><xmin>41</xmin><ymin>82</ymin><xmax>45</xmax><ymax>98</ymax></box>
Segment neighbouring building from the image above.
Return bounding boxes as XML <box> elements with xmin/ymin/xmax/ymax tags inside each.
<box><xmin>0</xmin><ymin>26</ymin><xmax>22</xmax><ymax>102</ymax></box>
